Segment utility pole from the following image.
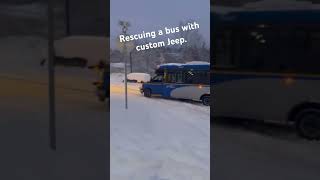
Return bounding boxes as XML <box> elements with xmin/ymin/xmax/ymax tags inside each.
<box><xmin>48</xmin><ymin>0</ymin><xmax>56</xmax><ymax>150</ymax></box>
<box><xmin>130</xmin><ymin>51</ymin><xmax>133</xmax><ymax>73</ymax></box>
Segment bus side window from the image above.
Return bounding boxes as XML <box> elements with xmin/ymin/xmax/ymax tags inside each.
<box><xmin>166</xmin><ymin>72</ymin><xmax>177</xmax><ymax>83</ymax></box>
<box><xmin>176</xmin><ymin>72</ymin><xmax>183</xmax><ymax>83</ymax></box>
<box><xmin>185</xmin><ymin>70</ymin><xmax>194</xmax><ymax>84</ymax></box>
<box><xmin>184</xmin><ymin>71</ymin><xmax>210</xmax><ymax>84</ymax></box>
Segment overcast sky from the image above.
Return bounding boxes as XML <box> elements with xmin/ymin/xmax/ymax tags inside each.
<box><xmin>110</xmin><ymin>0</ymin><xmax>210</xmax><ymax>48</ymax></box>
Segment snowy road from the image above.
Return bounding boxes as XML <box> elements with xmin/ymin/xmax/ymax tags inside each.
<box><xmin>110</xmin><ymin>73</ymin><xmax>210</xmax><ymax>180</ymax></box>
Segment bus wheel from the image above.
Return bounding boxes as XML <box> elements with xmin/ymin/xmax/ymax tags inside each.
<box><xmin>201</xmin><ymin>95</ymin><xmax>210</xmax><ymax>106</ymax></box>
<box><xmin>295</xmin><ymin>108</ymin><xmax>320</xmax><ymax>140</ymax></box>
<box><xmin>144</xmin><ymin>89</ymin><xmax>151</xmax><ymax>98</ymax></box>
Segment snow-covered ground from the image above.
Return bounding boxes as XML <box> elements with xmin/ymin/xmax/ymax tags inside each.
<box><xmin>110</xmin><ymin>73</ymin><xmax>210</xmax><ymax>180</ymax></box>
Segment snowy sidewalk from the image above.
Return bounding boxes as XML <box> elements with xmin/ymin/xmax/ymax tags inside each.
<box><xmin>110</xmin><ymin>73</ymin><xmax>210</xmax><ymax>180</ymax></box>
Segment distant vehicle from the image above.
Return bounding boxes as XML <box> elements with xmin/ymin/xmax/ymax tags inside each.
<box><xmin>140</xmin><ymin>62</ymin><xmax>210</xmax><ymax>106</ymax></box>
<box><xmin>127</xmin><ymin>73</ymin><xmax>151</xmax><ymax>83</ymax></box>
<box><xmin>212</xmin><ymin>9</ymin><xmax>320</xmax><ymax>139</ymax></box>
<box><xmin>41</xmin><ymin>36</ymin><xmax>109</xmax><ymax>67</ymax></box>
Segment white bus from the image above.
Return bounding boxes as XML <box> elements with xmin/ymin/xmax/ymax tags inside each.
<box><xmin>212</xmin><ymin>10</ymin><xmax>320</xmax><ymax>139</ymax></box>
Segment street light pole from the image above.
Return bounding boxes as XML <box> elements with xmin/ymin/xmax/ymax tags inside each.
<box><xmin>124</xmin><ymin>44</ymin><xmax>128</xmax><ymax>109</ymax></box>
<box><xmin>130</xmin><ymin>51</ymin><xmax>133</xmax><ymax>73</ymax></box>
<box><xmin>121</xmin><ymin>24</ymin><xmax>129</xmax><ymax>109</ymax></box>
<box><xmin>119</xmin><ymin>21</ymin><xmax>131</xmax><ymax>109</ymax></box>
<box><xmin>48</xmin><ymin>0</ymin><xmax>56</xmax><ymax>150</ymax></box>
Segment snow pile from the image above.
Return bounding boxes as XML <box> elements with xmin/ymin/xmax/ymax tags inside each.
<box><xmin>110</xmin><ymin>73</ymin><xmax>210</xmax><ymax>180</ymax></box>
<box><xmin>127</xmin><ymin>73</ymin><xmax>151</xmax><ymax>83</ymax></box>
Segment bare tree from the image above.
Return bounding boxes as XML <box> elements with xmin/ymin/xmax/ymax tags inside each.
<box><xmin>176</xmin><ymin>20</ymin><xmax>209</xmax><ymax>62</ymax></box>
<box><xmin>177</xmin><ymin>20</ymin><xmax>207</xmax><ymax>49</ymax></box>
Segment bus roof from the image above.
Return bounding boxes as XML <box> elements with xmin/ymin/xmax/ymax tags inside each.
<box><xmin>211</xmin><ymin>10</ymin><xmax>320</xmax><ymax>26</ymax></box>
<box><xmin>157</xmin><ymin>62</ymin><xmax>210</xmax><ymax>71</ymax></box>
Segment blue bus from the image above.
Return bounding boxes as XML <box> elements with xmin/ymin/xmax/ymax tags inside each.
<box><xmin>140</xmin><ymin>62</ymin><xmax>210</xmax><ymax>105</ymax></box>
<box><xmin>212</xmin><ymin>9</ymin><xmax>320</xmax><ymax>139</ymax></box>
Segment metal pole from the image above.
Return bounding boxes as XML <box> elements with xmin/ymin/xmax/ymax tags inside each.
<box><xmin>65</xmin><ymin>0</ymin><xmax>70</xmax><ymax>36</ymax></box>
<box><xmin>124</xmin><ymin>45</ymin><xmax>128</xmax><ymax>109</ymax></box>
<box><xmin>123</xmin><ymin>36</ymin><xmax>128</xmax><ymax>109</ymax></box>
<box><xmin>119</xmin><ymin>21</ymin><xmax>129</xmax><ymax>109</ymax></box>
<box><xmin>130</xmin><ymin>51</ymin><xmax>133</xmax><ymax>73</ymax></box>
<box><xmin>48</xmin><ymin>0</ymin><xmax>56</xmax><ymax>150</ymax></box>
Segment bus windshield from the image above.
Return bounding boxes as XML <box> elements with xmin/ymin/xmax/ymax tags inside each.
<box><xmin>151</xmin><ymin>75</ymin><xmax>163</xmax><ymax>83</ymax></box>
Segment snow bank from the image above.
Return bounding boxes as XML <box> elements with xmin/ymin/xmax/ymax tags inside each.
<box><xmin>127</xmin><ymin>73</ymin><xmax>151</xmax><ymax>83</ymax></box>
